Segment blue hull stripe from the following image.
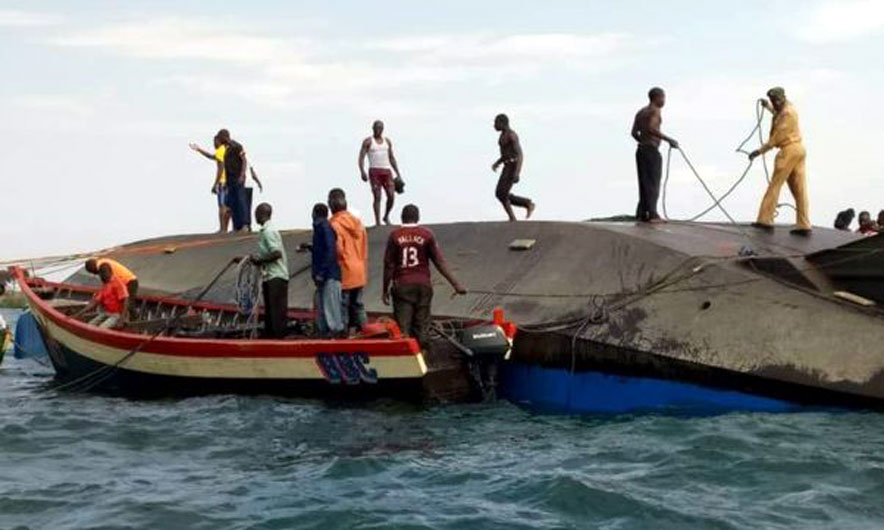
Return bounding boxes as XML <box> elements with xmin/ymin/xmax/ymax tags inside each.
<box><xmin>500</xmin><ymin>362</ymin><xmax>799</xmax><ymax>414</ymax></box>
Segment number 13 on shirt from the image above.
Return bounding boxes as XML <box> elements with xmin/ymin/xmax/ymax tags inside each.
<box><xmin>401</xmin><ymin>246</ymin><xmax>419</xmax><ymax>268</ymax></box>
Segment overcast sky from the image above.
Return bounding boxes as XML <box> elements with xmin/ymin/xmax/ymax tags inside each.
<box><xmin>2</xmin><ymin>0</ymin><xmax>883</xmax><ymax>261</ymax></box>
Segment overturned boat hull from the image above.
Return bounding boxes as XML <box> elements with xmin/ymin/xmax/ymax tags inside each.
<box><xmin>51</xmin><ymin>220</ymin><xmax>884</xmax><ymax>412</ymax></box>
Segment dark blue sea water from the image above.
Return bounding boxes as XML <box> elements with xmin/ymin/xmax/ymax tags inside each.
<box><xmin>2</xmin><ymin>308</ymin><xmax>884</xmax><ymax>530</ymax></box>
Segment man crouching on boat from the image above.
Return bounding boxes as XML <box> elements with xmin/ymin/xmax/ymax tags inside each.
<box><xmin>75</xmin><ymin>264</ymin><xmax>129</xmax><ymax>329</ymax></box>
<box><xmin>250</xmin><ymin>203</ymin><xmax>289</xmax><ymax>339</ymax></box>
<box><xmin>85</xmin><ymin>257</ymin><xmax>138</xmax><ymax>318</ymax></box>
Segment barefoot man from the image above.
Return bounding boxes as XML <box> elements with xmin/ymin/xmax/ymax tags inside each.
<box><xmin>358</xmin><ymin>120</ymin><xmax>402</xmax><ymax>226</ymax></box>
<box><xmin>631</xmin><ymin>87</ymin><xmax>679</xmax><ymax>223</ymax></box>
<box><xmin>492</xmin><ymin>114</ymin><xmax>535</xmax><ymax>221</ymax></box>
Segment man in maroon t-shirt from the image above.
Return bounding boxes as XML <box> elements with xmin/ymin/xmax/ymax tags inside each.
<box><xmin>383</xmin><ymin>204</ymin><xmax>466</xmax><ymax>348</ymax></box>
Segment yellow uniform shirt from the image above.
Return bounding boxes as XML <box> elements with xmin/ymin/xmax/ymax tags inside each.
<box><xmin>761</xmin><ymin>103</ymin><xmax>802</xmax><ymax>154</ymax></box>
<box><xmin>214</xmin><ymin>145</ymin><xmax>227</xmax><ymax>186</ymax></box>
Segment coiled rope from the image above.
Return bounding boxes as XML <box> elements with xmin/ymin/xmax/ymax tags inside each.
<box><xmin>234</xmin><ymin>258</ymin><xmax>262</xmax><ymax>339</ymax></box>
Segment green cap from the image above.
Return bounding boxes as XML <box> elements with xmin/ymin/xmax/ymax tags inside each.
<box><xmin>767</xmin><ymin>86</ymin><xmax>786</xmax><ymax>99</ymax></box>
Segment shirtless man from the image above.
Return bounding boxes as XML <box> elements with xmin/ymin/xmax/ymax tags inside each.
<box><xmin>358</xmin><ymin>120</ymin><xmax>402</xmax><ymax>226</ymax></box>
<box><xmin>492</xmin><ymin>114</ymin><xmax>535</xmax><ymax>221</ymax></box>
<box><xmin>631</xmin><ymin>87</ymin><xmax>679</xmax><ymax>223</ymax></box>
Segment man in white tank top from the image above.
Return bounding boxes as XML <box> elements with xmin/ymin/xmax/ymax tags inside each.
<box><xmin>358</xmin><ymin>120</ymin><xmax>402</xmax><ymax>226</ymax></box>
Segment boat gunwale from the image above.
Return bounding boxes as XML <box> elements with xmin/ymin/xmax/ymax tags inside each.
<box><xmin>11</xmin><ymin>267</ymin><xmax>421</xmax><ymax>359</ymax></box>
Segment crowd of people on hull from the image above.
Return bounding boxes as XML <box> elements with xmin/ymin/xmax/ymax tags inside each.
<box><xmin>834</xmin><ymin>209</ymin><xmax>884</xmax><ymax>236</ymax></box>
<box><xmin>80</xmin><ymin>85</ymin><xmax>819</xmax><ymax>343</ymax></box>
<box><xmin>240</xmin><ymin>189</ymin><xmax>465</xmax><ymax>345</ymax></box>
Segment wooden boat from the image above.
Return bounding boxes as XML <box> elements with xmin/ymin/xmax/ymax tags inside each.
<box><xmin>11</xmin><ymin>267</ymin><xmax>514</xmax><ymax>400</ymax></box>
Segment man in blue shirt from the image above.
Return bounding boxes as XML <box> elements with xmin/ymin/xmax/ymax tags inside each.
<box><xmin>250</xmin><ymin>202</ymin><xmax>289</xmax><ymax>338</ymax></box>
<box><xmin>310</xmin><ymin>203</ymin><xmax>344</xmax><ymax>336</ymax></box>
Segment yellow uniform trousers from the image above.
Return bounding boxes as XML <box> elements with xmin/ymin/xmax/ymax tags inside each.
<box><xmin>756</xmin><ymin>142</ymin><xmax>810</xmax><ymax>230</ymax></box>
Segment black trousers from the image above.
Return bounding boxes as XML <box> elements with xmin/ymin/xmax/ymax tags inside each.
<box><xmin>226</xmin><ymin>181</ymin><xmax>247</xmax><ymax>231</ymax></box>
<box><xmin>262</xmin><ymin>278</ymin><xmax>289</xmax><ymax>339</ymax></box>
<box><xmin>635</xmin><ymin>144</ymin><xmax>662</xmax><ymax>221</ymax></box>
<box><xmin>392</xmin><ymin>283</ymin><xmax>433</xmax><ymax>349</ymax></box>
<box><xmin>495</xmin><ymin>164</ymin><xmax>532</xmax><ymax>208</ymax></box>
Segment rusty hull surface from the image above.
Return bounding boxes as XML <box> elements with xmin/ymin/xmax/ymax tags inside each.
<box><xmin>64</xmin><ymin>221</ymin><xmax>884</xmax><ymax>406</ymax></box>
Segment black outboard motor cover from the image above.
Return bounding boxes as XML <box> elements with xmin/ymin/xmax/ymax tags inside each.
<box><xmin>457</xmin><ymin>324</ymin><xmax>511</xmax><ymax>360</ymax></box>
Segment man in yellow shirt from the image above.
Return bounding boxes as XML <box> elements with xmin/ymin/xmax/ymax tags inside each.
<box><xmin>749</xmin><ymin>87</ymin><xmax>811</xmax><ymax>235</ymax></box>
<box><xmin>189</xmin><ymin>134</ymin><xmax>230</xmax><ymax>233</ymax></box>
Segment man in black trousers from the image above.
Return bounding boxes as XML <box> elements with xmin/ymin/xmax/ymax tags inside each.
<box><xmin>631</xmin><ymin>87</ymin><xmax>679</xmax><ymax>223</ymax></box>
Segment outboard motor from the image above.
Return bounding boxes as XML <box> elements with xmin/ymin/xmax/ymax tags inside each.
<box><xmin>456</xmin><ymin>309</ymin><xmax>515</xmax><ymax>401</ymax></box>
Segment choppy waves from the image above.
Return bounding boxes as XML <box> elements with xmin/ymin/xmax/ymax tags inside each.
<box><xmin>2</xmin><ymin>357</ymin><xmax>884</xmax><ymax>529</ymax></box>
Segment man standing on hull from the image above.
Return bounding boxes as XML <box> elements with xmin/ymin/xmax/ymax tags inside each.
<box><xmin>358</xmin><ymin>120</ymin><xmax>402</xmax><ymax>226</ymax></box>
<box><xmin>382</xmin><ymin>204</ymin><xmax>466</xmax><ymax>349</ymax></box>
<box><xmin>217</xmin><ymin>129</ymin><xmax>249</xmax><ymax>232</ymax></box>
<box><xmin>631</xmin><ymin>87</ymin><xmax>679</xmax><ymax>223</ymax></box>
<box><xmin>749</xmin><ymin>87</ymin><xmax>811</xmax><ymax>236</ymax></box>
<box><xmin>492</xmin><ymin>114</ymin><xmax>535</xmax><ymax>221</ymax></box>
<box><xmin>189</xmin><ymin>134</ymin><xmax>230</xmax><ymax>232</ymax></box>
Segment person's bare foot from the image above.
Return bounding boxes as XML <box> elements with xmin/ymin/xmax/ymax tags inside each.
<box><xmin>648</xmin><ymin>216</ymin><xmax>665</xmax><ymax>224</ymax></box>
<box><xmin>383</xmin><ymin>216</ymin><xmax>392</xmax><ymax>225</ymax></box>
<box><xmin>526</xmin><ymin>202</ymin><xmax>536</xmax><ymax>219</ymax></box>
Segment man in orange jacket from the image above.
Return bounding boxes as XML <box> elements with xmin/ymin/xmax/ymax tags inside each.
<box><xmin>328</xmin><ymin>188</ymin><xmax>368</xmax><ymax>333</ymax></box>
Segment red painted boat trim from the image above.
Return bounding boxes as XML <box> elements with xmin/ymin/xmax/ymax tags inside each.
<box><xmin>12</xmin><ymin>268</ymin><xmax>420</xmax><ymax>359</ymax></box>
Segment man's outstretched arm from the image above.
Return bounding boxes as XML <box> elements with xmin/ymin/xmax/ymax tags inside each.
<box><xmin>189</xmin><ymin>143</ymin><xmax>215</xmax><ymax>161</ymax></box>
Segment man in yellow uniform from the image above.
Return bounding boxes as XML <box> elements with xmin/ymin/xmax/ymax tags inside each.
<box><xmin>749</xmin><ymin>87</ymin><xmax>811</xmax><ymax>235</ymax></box>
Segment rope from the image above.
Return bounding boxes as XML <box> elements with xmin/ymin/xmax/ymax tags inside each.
<box><xmin>234</xmin><ymin>258</ymin><xmax>262</xmax><ymax>339</ymax></box>
<box><xmin>661</xmin><ymin>100</ymin><xmax>795</xmax><ymax>225</ymax></box>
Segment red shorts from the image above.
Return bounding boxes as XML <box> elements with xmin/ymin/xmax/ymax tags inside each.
<box><xmin>369</xmin><ymin>168</ymin><xmax>394</xmax><ymax>193</ymax></box>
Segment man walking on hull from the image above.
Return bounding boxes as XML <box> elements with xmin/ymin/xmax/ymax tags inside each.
<box><xmin>492</xmin><ymin>114</ymin><xmax>535</xmax><ymax>221</ymax></box>
<box><xmin>749</xmin><ymin>87</ymin><xmax>811</xmax><ymax>236</ymax></box>
<box><xmin>631</xmin><ymin>87</ymin><xmax>679</xmax><ymax>223</ymax></box>
<box><xmin>359</xmin><ymin>120</ymin><xmax>402</xmax><ymax>226</ymax></box>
